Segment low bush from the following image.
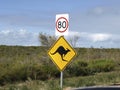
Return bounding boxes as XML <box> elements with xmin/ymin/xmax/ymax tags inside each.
<box><xmin>66</xmin><ymin>60</ymin><xmax>91</xmax><ymax>76</ymax></box>
<box><xmin>0</xmin><ymin>60</ymin><xmax>60</xmax><ymax>85</ymax></box>
<box><xmin>66</xmin><ymin>59</ymin><xmax>115</xmax><ymax>77</ymax></box>
<box><xmin>89</xmin><ymin>59</ymin><xmax>115</xmax><ymax>73</ymax></box>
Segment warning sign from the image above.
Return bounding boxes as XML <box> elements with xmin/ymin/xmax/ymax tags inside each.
<box><xmin>48</xmin><ymin>36</ymin><xmax>76</xmax><ymax>71</ymax></box>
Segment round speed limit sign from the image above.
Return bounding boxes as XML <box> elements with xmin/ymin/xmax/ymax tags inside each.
<box><xmin>56</xmin><ymin>17</ymin><xmax>68</xmax><ymax>33</ymax></box>
<box><xmin>55</xmin><ymin>14</ymin><xmax>69</xmax><ymax>36</ymax></box>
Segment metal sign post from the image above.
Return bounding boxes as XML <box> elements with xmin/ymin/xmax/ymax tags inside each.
<box><xmin>60</xmin><ymin>71</ymin><xmax>63</xmax><ymax>89</ymax></box>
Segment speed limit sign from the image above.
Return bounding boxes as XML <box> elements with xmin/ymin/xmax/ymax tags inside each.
<box><xmin>55</xmin><ymin>14</ymin><xmax>69</xmax><ymax>36</ymax></box>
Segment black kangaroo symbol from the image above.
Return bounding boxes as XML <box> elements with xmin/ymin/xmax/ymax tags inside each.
<box><xmin>51</xmin><ymin>46</ymin><xmax>70</xmax><ymax>62</ymax></box>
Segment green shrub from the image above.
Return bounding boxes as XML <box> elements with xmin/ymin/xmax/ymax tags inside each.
<box><xmin>66</xmin><ymin>60</ymin><xmax>91</xmax><ymax>76</ymax></box>
<box><xmin>41</xmin><ymin>65</ymin><xmax>60</xmax><ymax>78</ymax></box>
<box><xmin>66</xmin><ymin>59</ymin><xmax>115</xmax><ymax>77</ymax></box>
<box><xmin>89</xmin><ymin>59</ymin><xmax>115</xmax><ymax>73</ymax></box>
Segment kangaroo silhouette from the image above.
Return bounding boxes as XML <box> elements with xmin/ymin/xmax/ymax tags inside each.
<box><xmin>51</xmin><ymin>46</ymin><xmax>70</xmax><ymax>62</ymax></box>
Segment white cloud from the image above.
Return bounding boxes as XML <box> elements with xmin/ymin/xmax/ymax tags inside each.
<box><xmin>79</xmin><ymin>32</ymin><xmax>112</xmax><ymax>42</ymax></box>
<box><xmin>0</xmin><ymin>30</ymin><xmax>12</xmax><ymax>35</ymax></box>
<box><xmin>67</xmin><ymin>31</ymin><xmax>112</xmax><ymax>43</ymax></box>
<box><xmin>89</xmin><ymin>33</ymin><xmax>112</xmax><ymax>42</ymax></box>
<box><xmin>87</xmin><ymin>6</ymin><xmax>120</xmax><ymax>16</ymax></box>
<box><xmin>77</xmin><ymin>32</ymin><xmax>120</xmax><ymax>48</ymax></box>
<box><xmin>68</xmin><ymin>31</ymin><xmax>80</xmax><ymax>37</ymax></box>
<box><xmin>19</xmin><ymin>29</ymin><xmax>27</xmax><ymax>36</ymax></box>
<box><xmin>0</xmin><ymin>29</ymin><xmax>39</xmax><ymax>46</ymax></box>
<box><xmin>91</xmin><ymin>7</ymin><xmax>105</xmax><ymax>15</ymax></box>
<box><xmin>66</xmin><ymin>31</ymin><xmax>114</xmax><ymax>47</ymax></box>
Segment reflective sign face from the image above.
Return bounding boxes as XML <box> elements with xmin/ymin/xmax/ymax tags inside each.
<box><xmin>48</xmin><ymin>36</ymin><xmax>76</xmax><ymax>71</ymax></box>
<box><xmin>55</xmin><ymin>14</ymin><xmax>69</xmax><ymax>36</ymax></box>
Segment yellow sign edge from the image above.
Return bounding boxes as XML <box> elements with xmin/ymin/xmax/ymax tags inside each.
<box><xmin>47</xmin><ymin>36</ymin><xmax>77</xmax><ymax>71</ymax></box>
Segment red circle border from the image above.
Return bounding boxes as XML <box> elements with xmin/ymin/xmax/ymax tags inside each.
<box><xmin>56</xmin><ymin>17</ymin><xmax>68</xmax><ymax>33</ymax></box>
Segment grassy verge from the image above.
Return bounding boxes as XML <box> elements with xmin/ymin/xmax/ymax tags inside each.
<box><xmin>0</xmin><ymin>71</ymin><xmax>120</xmax><ymax>90</ymax></box>
<box><xmin>64</xmin><ymin>71</ymin><xmax>120</xmax><ymax>87</ymax></box>
<box><xmin>1</xmin><ymin>46</ymin><xmax>120</xmax><ymax>90</ymax></box>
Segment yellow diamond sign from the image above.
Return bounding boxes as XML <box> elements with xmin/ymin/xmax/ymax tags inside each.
<box><xmin>48</xmin><ymin>36</ymin><xmax>77</xmax><ymax>71</ymax></box>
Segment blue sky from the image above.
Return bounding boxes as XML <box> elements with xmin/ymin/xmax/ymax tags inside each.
<box><xmin>0</xmin><ymin>0</ymin><xmax>120</xmax><ymax>48</ymax></box>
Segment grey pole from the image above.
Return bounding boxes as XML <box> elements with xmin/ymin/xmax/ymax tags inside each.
<box><xmin>60</xmin><ymin>71</ymin><xmax>63</xmax><ymax>89</ymax></box>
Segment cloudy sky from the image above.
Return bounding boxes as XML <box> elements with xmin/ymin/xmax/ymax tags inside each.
<box><xmin>0</xmin><ymin>0</ymin><xmax>120</xmax><ymax>48</ymax></box>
